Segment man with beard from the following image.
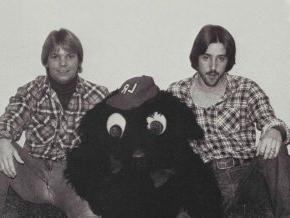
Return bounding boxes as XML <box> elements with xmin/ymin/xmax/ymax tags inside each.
<box><xmin>0</xmin><ymin>28</ymin><xmax>108</xmax><ymax>217</ymax></box>
<box><xmin>168</xmin><ymin>24</ymin><xmax>290</xmax><ymax>217</ymax></box>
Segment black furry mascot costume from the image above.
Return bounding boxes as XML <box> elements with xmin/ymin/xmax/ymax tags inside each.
<box><xmin>65</xmin><ymin>76</ymin><xmax>223</xmax><ymax>218</ymax></box>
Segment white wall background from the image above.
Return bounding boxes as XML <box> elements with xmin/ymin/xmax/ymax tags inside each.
<box><xmin>0</xmin><ymin>0</ymin><xmax>290</xmax><ymax>126</ymax></box>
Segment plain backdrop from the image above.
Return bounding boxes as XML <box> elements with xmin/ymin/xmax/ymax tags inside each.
<box><xmin>0</xmin><ymin>0</ymin><xmax>290</xmax><ymax>128</ymax></box>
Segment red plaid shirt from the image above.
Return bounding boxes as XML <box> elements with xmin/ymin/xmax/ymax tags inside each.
<box><xmin>0</xmin><ymin>76</ymin><xmax>109</xmax><ymax>160</ymax></box>
<box><xmin>168</xmin><ymin>73</ymin><xmax>288</xmax><ymax>162</ymax></box>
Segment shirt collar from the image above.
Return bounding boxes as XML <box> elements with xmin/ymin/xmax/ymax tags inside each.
<box><xmin>75</xmin><ymin>76</ymin><xmax>87</xmax><ymax>95</ymax></box>
<box><xmin>223</xmin><ymin>73</ymin><xmax>237</xmax><ymax>99</ymax></box>
<box><xmin>190</xmin><ymin>72</ymin><xmax>237</xmax><ymax>105</ymax></box>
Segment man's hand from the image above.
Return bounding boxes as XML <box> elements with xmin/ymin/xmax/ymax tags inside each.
<box><xmin>256</xmin><ymin>128</ymin><xmax>282</xmax><ymax>159</ymax></box>
<box><xmin>0</xmin><ymin>138</ymin><xmax>24</xmax><ymax>178</ymax></box>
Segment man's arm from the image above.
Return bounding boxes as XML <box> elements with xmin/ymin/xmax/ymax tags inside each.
<box><xmin>248</xmin><ymin>81</ymin><xmax>288</xmax><ymax>159</ymax></box>
<box><xmin>0</xmin><ymin>85</ymin><xmax>32</xmax><ymax>177</ymax></box>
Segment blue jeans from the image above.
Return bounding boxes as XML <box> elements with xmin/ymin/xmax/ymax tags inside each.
<box><xmin>0</xmin><ymin>147</ymin><xmax>97</xmax><ymax>218</ymax></box>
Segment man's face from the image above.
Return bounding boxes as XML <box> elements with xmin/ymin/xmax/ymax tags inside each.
<box><xmin>197</xmin><ymin>42</ymin><xmax>228</xmax><ymax>87</ymax></box>
<box><xmin>46</xmin><ymin>46</ymin><xmax>79</xmax><ymax>84</ymax></box>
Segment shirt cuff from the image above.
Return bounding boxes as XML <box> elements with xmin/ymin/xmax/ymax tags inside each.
<box><xmin>0</xmin><ymin>131</ymin><xmax>12</xmax><ymax>140</ymax></box>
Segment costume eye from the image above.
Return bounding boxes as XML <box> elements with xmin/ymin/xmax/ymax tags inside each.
<box><xmin>146</xmin><ymin>112</ymin><xmax>167</xmax><ymax>135</ymax></box>
<box><xmin>106</xmin><ymin>113</ymin><xmax>126</xmax><ymax>138</ymax></box>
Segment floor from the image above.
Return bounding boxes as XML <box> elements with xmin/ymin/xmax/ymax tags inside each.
<box><xmin>3</xmin><ymin>188</ymin><xmax>66</xmax><ymax>218</ymax></box>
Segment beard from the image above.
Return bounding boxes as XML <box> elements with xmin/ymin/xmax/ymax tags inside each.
<box><xmin>198</xmin><ymin>70</ymin><xmax>226</xmax><ymax>87</ymax></box>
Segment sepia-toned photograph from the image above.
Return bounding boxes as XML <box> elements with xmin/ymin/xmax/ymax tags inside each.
<box><xmin>0</xmin><ymin>0</ymin><xmax>290</xmax><ymax>217</ymax></box>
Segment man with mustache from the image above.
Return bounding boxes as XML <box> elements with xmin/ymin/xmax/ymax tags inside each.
<box><xmin>0</xmin><ymin>28</ymin><xmax>108</xmax><ymax>217</ymax></box>
<box><xmin>168</xmin><ymin>24</ymin><xmax>290</xmax><ymax>217</ymax></box>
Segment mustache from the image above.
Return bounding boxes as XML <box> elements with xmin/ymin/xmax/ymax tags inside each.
<box><xmin>206</xmin><ymin>70</ymin><xmax>219</xmax><ymax>75</ymax></box>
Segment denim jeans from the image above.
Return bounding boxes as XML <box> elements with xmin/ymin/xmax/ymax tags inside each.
<box><xmin>0</xmin><ymin>146</ymin><xmax>98</xmax><ymax>218</ymax></box>
<box><xmin>210</xmin><ymin>144</ymin><xmax>290</xmax><ymax>218</ymax></box>
<box><xmin>210</xmin><ymin>158</ymin><xmax>273</xmax><ymax>218</ymax></box>
<box><xmin>260</xmin><ymin>144</ymin><xmax>290</xmax><ymax>218</ymax></box>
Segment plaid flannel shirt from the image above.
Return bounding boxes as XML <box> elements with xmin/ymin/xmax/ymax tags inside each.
<box><xmin>0</xmin><ymin>76</ymin><xmax>109</xmax><ymax>160</ymax></box>
<box><xmin>168</xmin><ymin>73</ymin><xmax>288</xmax><ymax>163</ymax></box>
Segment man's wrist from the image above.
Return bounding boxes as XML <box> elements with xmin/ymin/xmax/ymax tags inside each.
<box><xmin>271</xmin><ymin>126</ymin><xmax>286</xmax><ymax>141</ymax></box>
<box><xmin>0</xmin><ymin>136</ymin><xmax>12</xmax><ymax>142</ymax></box>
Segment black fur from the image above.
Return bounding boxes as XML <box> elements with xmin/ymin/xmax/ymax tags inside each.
<box><xmin>65</xmin><ymin>91</ymin><xmax>223</xmax><ymax>218</ymax></box>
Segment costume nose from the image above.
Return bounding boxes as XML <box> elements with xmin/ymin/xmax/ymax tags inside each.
<box><xmin>132</xmin><ymin>149</ymin><xmax>146</xmax><ymax>169</ymax></box>
<box><xmin>132</xmin><ymin>149</ymin><xmax>145</xmax><ymax>159</ymax></box>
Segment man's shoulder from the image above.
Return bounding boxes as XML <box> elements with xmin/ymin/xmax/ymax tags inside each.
<box><xmin>227</xmin><ymin>74</ymin><xmax>259</xmax><ymax>90</ymax></box>
<box><xmin>15</xmin><ymin>75</ymin><xmax>47</xmax><ymax>98</ymax></box>
<box><xmin>228</xmin><ymin>74</ymin><xmax>253</xmax><ymax>83</ymax></box>
<box><xmin>168</xmin><ymin>77</ymin><xmax>192</xmax><ymax>89</ymax></box>
<box><xmin>78</xmin><ymin>77</ymin><xmax>100</xmax><ymax>88</ymax></box>
<box><xmin>17</xmin><ymin>75</ymin><xmax>46</xmax><ymax>88</ymax></box>
<box><xmin>78</xmin><ymin>77</ymin><xmax>109</xmax><ymax>99</ymax></box>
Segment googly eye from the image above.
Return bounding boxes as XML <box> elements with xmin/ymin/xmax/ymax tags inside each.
<box><xmin>146</xmin><ymin>112</ymin><xmax>167</xmax><ymax>135</ymax></box>
<box><xmin>106</xmin><ymin>113</ymin><xmax>126</xmax><ymax>138</ymax></box>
